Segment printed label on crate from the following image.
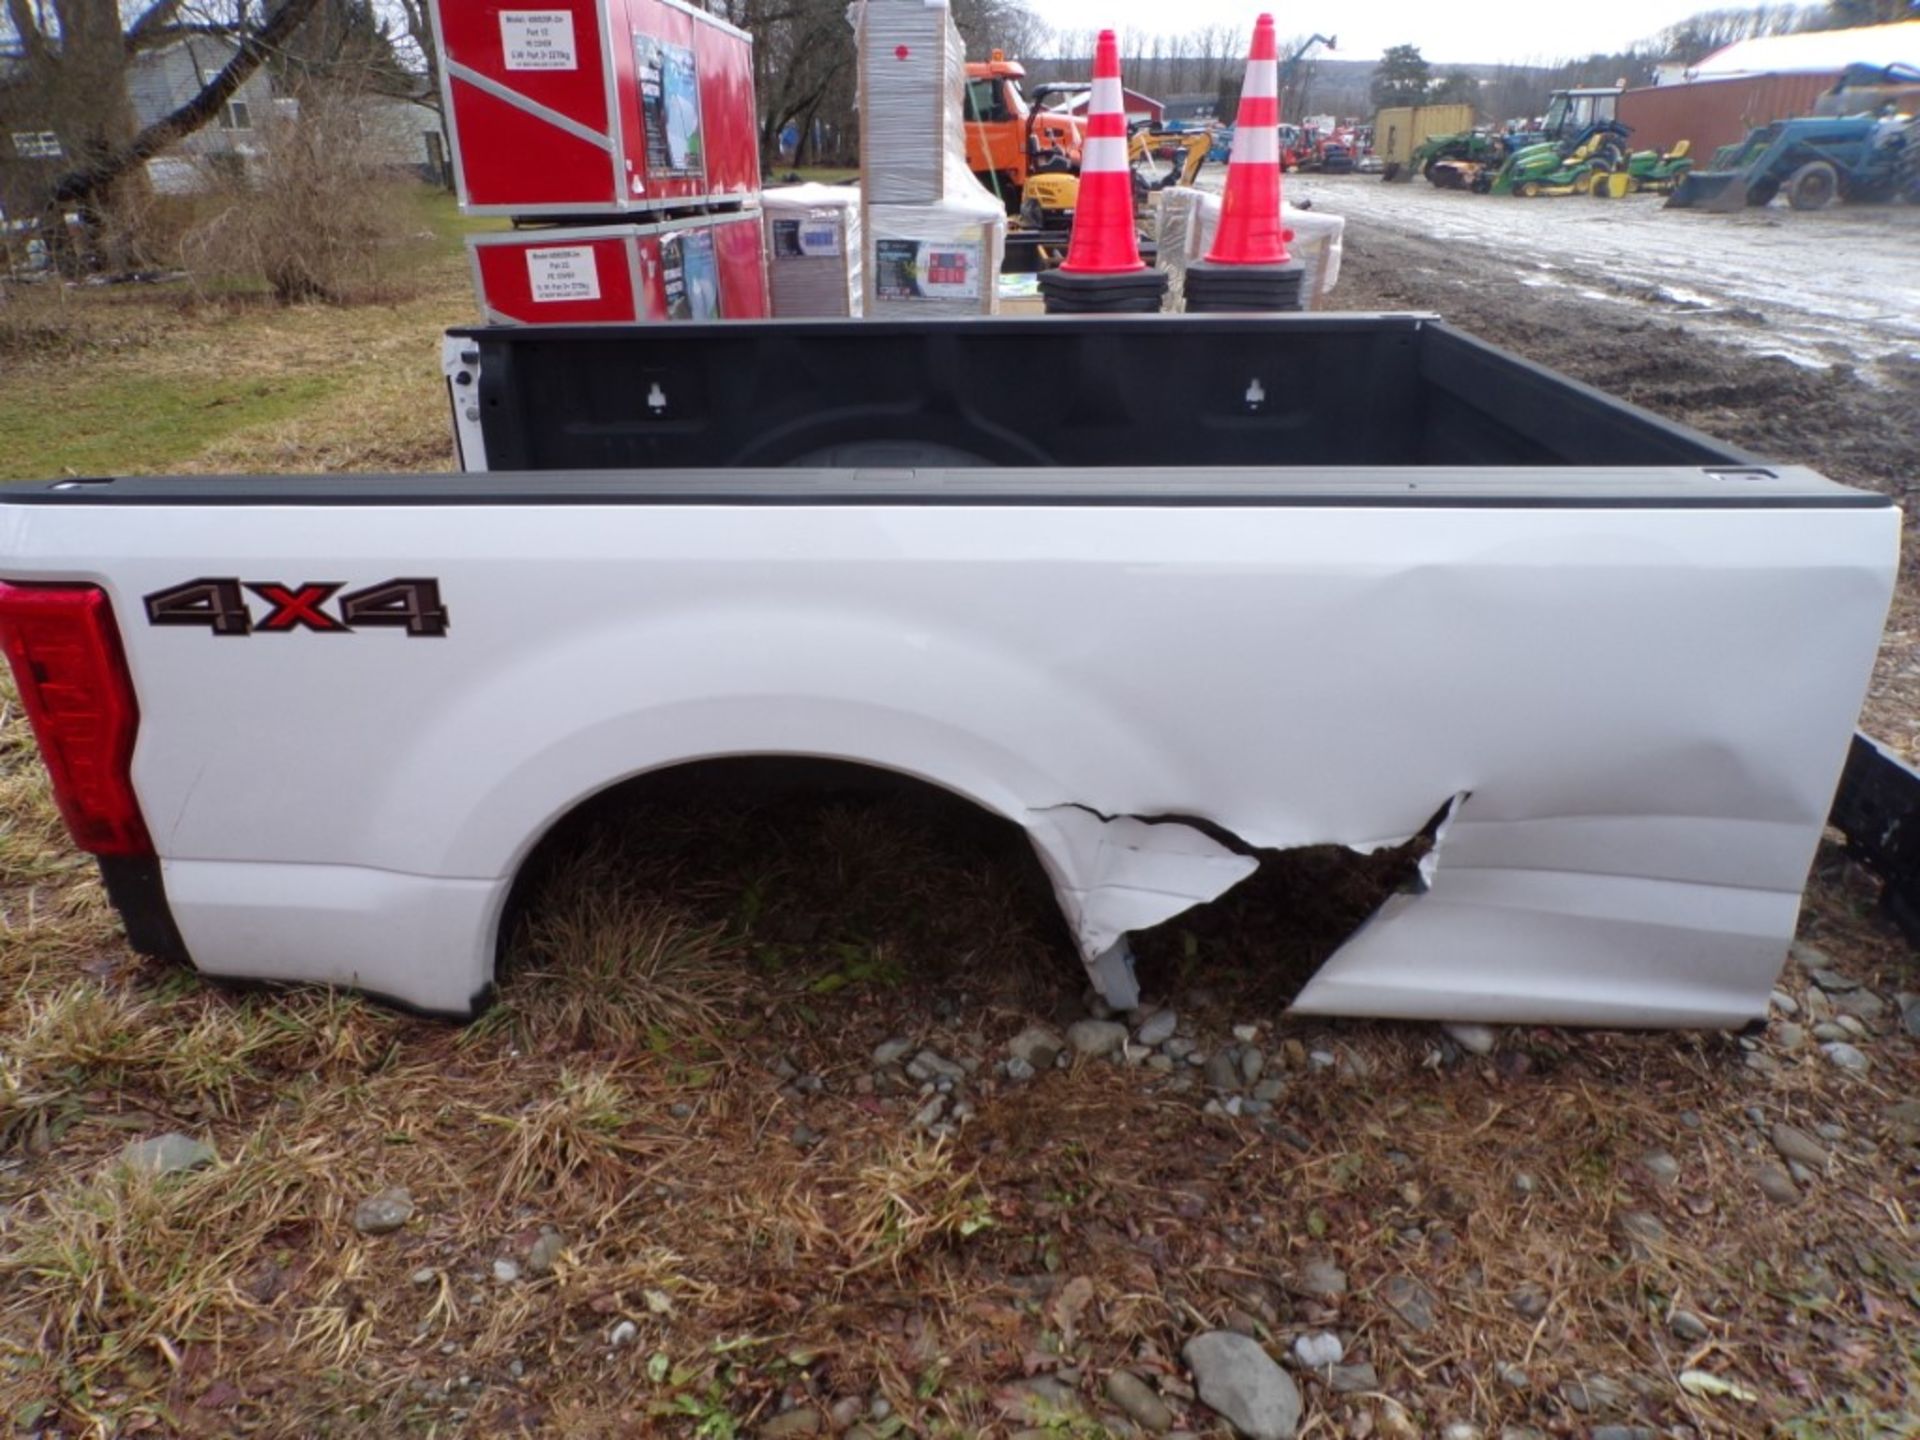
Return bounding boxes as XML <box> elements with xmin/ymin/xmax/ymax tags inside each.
<box><xmin>525</xmin><ymin>245</ymin><xmax>601</xmax><ymax>302</ymax></box>
<box><xmin>773</xmin><ymin>218</ymin><xmax>842</xmax><ymax>259</ymax></box>
<box><xmin>634</xmin><ymin>35</ymin><xmax>704</xmax><ymax>176</ymax></box>
<box><xmin>661</xmin><ymin>229</ymin><xmax>720</xmax><ymax>319</ymax></box>
<box><xmin>500</xmin><ymin>11</ymin><xmax>577</xmax><ymax>70</ymax></box>
<box><xmin>873</xmin><ymin>239</ymin><xmax>981</xmax><ymax>301</ymax></box>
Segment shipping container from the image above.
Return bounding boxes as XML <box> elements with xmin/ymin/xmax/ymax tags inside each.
<box><xmin>434</xmin><ymin>0</ymin><xmax>761</xmax><ymax>216</ymax></box>
<box><xmin>468</xmin><ymin>212</ymin><xmax>768</xmax><ymax>323</ymax></box>
<box><xmin>1373</xmin><ymin>103</ymin><xmax>1477</xmax><ymax>172</ymax></box>
<box><xmin>1618</xmin><ymin>73</ymin><xmax>1839</xmax><ymax>159</ymax></box>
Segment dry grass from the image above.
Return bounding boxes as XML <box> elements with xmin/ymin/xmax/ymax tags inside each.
<box><xmin>1</xmin><ymin>219</ymin><xmax>1917</xmax><ymax>1439</ymax></box>
<box><xmin>1</xmin><ymin>667</ymin><xmax>1914</xmax><ymax>1436</ymax></box>
<box><xmin>180</xmin><ymin>94</ymin><xmax>421</xmax><ymax>306</ymax></box>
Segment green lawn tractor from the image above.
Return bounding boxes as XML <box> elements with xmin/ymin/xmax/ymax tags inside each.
<box><xmin>1592</xmin><ymin>140</ymin><xmax>1694</xmax><ymax>197</ymax></box>
<box><xmin>1488</xmin><ymin>121</ymin><xmax>1632</xmax><ymax>196</ymax></box>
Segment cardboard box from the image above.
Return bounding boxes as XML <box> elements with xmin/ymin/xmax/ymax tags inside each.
<box><xmin>763</xmin><ymin>183</ymin><xmax>861</xmax><ymax>318</ymax></box>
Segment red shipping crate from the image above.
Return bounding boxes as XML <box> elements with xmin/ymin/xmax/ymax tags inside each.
<box><xmin>470</xmin><ymin>214</ymin><xmax>768</xmax><ymax>323</ymax></box>
<box><xmin>435</xmin><ymin>0</ymin><xmax>761</xmax><ymax>216</ymax></box>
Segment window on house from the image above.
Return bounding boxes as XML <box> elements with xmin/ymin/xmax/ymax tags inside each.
<box><xmin>219</xmin><ymin>101</ymin><xmax>253</xmax><ymax>131</ymax></box>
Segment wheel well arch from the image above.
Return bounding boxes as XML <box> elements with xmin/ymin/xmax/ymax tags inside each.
<box><xmin>486</xmin><ymin>751</ymin><xmax>1039</xmax><ymax>976</ymax></box>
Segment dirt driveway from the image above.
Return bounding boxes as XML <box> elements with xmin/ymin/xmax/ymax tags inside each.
<box><xmin>1291</xmin><ymin>172</ymin><xmax>1920</xmax><ymax>379</ymax></box>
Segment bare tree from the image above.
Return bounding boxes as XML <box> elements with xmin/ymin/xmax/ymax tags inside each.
<box><xmin>386</xmin><ymin>0</ymin><xmax>441</xmax><ymax>116</ymax></box>
<box><xmin>1</xmin><ymin>0</ymin><xmax>324</xmax><ymax>262</ymax></box>
<box><xmin>1648</xmin><ymin>4</ymin><xmax>1818</xmax><ymax>63</ymax></box>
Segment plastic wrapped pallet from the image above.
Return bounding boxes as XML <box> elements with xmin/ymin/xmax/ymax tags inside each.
<box><xmin>849</xmin><ymin>0</ymin><xmax>1004</xmax><ymax>316</ymax></box>
<box><xmin>1159</xmin><ymin>187</ymin><xmax>1345</xmax><ymax>310</ymax></box>
<box><xmin>865</xmin><ymin>144</ymin><xmax>1005</xmax><ymax>318</ymax></box>
<box><xmin>851</xmin><ymin>0</ymin><xmax>967</xmax><ymax>204</ymax></box>
<box><xmin>763</xmin><ymin>183</ymin><xmax>863</xmax><ymax>317</ymax></box>
<box><xmin>1155</xmin><ymin>189</ymin><xmax>1200</xmax><ymax>310</ymax></box>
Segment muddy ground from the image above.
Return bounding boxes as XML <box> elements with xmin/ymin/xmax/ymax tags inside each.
<box><xmin>1303</xmin><ymin>176</ymin><xmax>1920</xmax><ymax>760</ymax></box>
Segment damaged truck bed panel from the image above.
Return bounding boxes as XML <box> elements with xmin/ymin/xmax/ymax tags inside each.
<box><xmin>0</xmin><ymin>316</ymin><xmax>1899</xmax><ymax>1026</ymax></box>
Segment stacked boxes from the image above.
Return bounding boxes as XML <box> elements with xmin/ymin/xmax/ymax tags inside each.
<box><xmin>434</xmin><ymin>0</ymin><xmax>768</xmax><ymax>322</ymax></box>
<box><xmin>851</xmin><ymin>0</ymin><xmax>1004</xmax><ymax>317</ymax></box>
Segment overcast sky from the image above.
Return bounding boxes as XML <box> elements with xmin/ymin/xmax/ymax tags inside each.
<box><xmin>1028</xmin><ymin>0</ymin><xmax>1710</xmax><ymax>64</ymax></box>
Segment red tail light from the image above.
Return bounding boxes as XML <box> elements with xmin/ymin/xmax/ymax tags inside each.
<box><xmin>0</xmin><ymin>582</ymin><xmax>153</xmax><ymax>856</ymax></box>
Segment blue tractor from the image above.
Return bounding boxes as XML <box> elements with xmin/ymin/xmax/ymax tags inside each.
<box><xmin>1667</xmin><ymin>113</ymin><xmax>1920</xmax><ymax>211</ymax></box>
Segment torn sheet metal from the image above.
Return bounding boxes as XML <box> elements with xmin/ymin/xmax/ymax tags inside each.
<box><xmin>1026</xmin><ymin>805</ymin><xmax>1260</xmax><ymax>1000</ymax></box>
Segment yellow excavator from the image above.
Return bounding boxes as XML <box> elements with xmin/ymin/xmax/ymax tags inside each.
<box><xmin>964</xmin><ymin>54</ymin><xmax>1212</xmax><ymax>269</ymax></box>
<box><xmin>1131</xmin><ymin>128</ymin><xmax>1211</xmax><ymax>194</ymax></box>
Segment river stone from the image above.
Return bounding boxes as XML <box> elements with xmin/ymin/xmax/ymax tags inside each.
<box><xmin>1289</xmin><ymin>1259</ymin><xmax>1348</xmax><ymax>1299</ymax></box>
<box><xmin>1561</xmin><ymin>1374</ymin><xmax>1630</xmax><ymax>1414</ymax></box>
<box><xmin>1136</xmin><ymin>1009</ymin><xmax>1178</xmax><ymax>1047</ymax></box>
<box><xmin>1615</xmin><ymin>1211</ymin><xmax>1667</xmax><ymax>1254</ymax></box>
<box><xmin>1183</xmin><ymin>1331</ymin><xmax>1302</xmax><ymax>1440</ymax></box>
<box><xmin>911</xmin><ymin>1048</ymin><xmax>966</xmax><ymax>1081</ymax></box>
<box><xmin>527</xmin><ymin>1230</ymin><xmax>565</xmax><ymax>1276</ymax></box>
<box><xmin>1639</xmin><ymin>1150</ymin><xmax>1680</xmax><ymax>1184</ymax></box>
<box><xmin>1442</xmin><ymin>1022</ymin><xmax>1496</xmax><ymax>1055</ymax></box>
<box><xmin>1834</xmin><ymin>988</ymin><xmax>1887</xmax><ymax>1021</ymax></box>
<box><xmin>1771</xmin><ymin>1123</ymin><xmax>1828</xmax><ymax>1169</ymax></box>
<box><xmin>1380</xmin><ymin>1275</ymin><xmax>1437</xmax><ymax>1332</ymax></box>
<box><xmin>1007</xmin><ymin>1026</ymin><xmax>1065</xmax><ymax>1069</ymax></box>
<box><xmin>353</xmin><ymin>1186</ymin><xmax>414</xmax><ymax>1236</ymax></box>
<box><xmin>1803</xmin><ymin>962</ymin><xmax>1855</xmax><ymax>991</ymax></box>
<box><xmin>1292</xmin><ymin>1331</ymin><xmax>1343</xmax><ymax>1368</ymax></box>
<box><xmin>120</xmin><ymin>1132</ymin><xmax>215</xmax><ymax>1176</ymax></box>
<box><xmin>1821</xmin><ymin>1041</ymin><xmax>1870</xmax><ymax>1073</ymax></box>
<box><xmin>1105</xmin><ymin>1370</ymin><xmax>1173</xmax><ymax>1433</ymax></box>
<box><xmin>1328</xmin><ymin>1363</ymin><xmax>1377</xmax><ymax>1393</ymax></box>
<box><xmin>1756</xmin><ymin>1164</ymin><xmax>1801</xmax><ymax>1205</ymax></box>
<box><xmin>1205</xmin><ymin>1049</ymin><xmax>1243</xmax><ymax>1091</ymax></box>
<box><xmin>871</xmin><ymin>1038</ymin><xmax>913</xmax><ymax>1066</ymax></box>
<box><xmin>1066</xmin><ymin>1020</ymin><xmax>1128</xmax><ymax>1059</ymax></box>
<box><xmin>1669</xmin><ymin>1309</ymin><xmax>1711</xmax><ymax>1342</ymax></box>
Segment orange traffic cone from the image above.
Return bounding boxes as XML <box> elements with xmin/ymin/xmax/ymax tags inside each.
<box><xmin>1186</xmin><ymin>13</ymin><xmax>1306</xmax><ymax>311</ymax></box>
<box><xmin>1038</xmin><ymin>29</ymin><xmax>1168</xmax><ymax>313</ymax></box>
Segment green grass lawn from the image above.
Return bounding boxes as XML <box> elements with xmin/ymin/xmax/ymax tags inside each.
<box><xmin>0</xmin><ymin>187</ymin><xmax>492</xmax><ymax>482</ymax></box>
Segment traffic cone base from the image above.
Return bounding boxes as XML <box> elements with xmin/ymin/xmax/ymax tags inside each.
<box><xmin>1038</xmin><ymin>267</ymin><xmax>1169</xmax><ymax>313</ymax></box>
<box><xmin>1183</xmin><ymin>257</ymin><xmax>1306</xmax><ymax>312</ymax></box>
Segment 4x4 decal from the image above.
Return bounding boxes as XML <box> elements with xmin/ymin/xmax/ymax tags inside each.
<box><xmin>144</xmin><ymin>578</ymin><xmax>448</xmax><ymax>637</ymax></box>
